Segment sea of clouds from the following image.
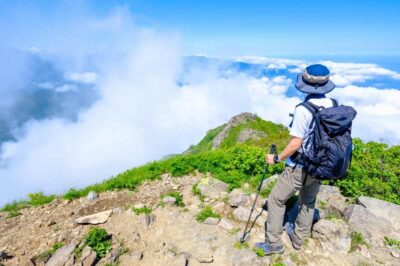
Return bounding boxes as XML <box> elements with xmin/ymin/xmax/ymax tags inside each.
<box><xmin>0</xmin><ymin>5</ymin><xmax>399</xmax><ymax>206</ymax></box>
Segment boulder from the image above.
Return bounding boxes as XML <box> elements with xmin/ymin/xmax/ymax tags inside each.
<box><xmin>233</xmin><ymin>206</ymin><xmax>266</xmax><ymax>226</ymax></box>
<box><xmin>217</xmin><ymin>218</ymin><xmax>235</xmax><ymax>230</ymax></box>
<box><xmin>75</xmin><ymin>210</ymin><xmax>113</xmax><ymax>225</ymax></box>
<box><xmin>261</xmin><ymin>174</ymin><xmax>279</xmax><ymax>190</ymax></box>
<box><xmin>358</xmin><ymin>196</ymin><xmax>400</xmax><ymax>231</ymax></box>
<box><xmin>326</xmin><ymin>193</ymin><xmax>348</xmax><ymax>218</ymax></box>
<box><xmin>312</xmin><ymin>219</ymin><xmax>350</xmax><ymax>253</ymax></box>
<box><xmin>317</xmin><ymin>185</ymin><xmax>341</xmax><ymax>202</ymax></box>
<box><xmin>163</xmin><ymin>196</ymin><xmax>177</xmax><ymax>205</ymax></box>
<box><xmin>203</xmin><ymin>217</ymin><xmax>220</xmax><ymax>225</ymax></box>
<box><xmin>344</xmin><ymin>204</ymin><xmax>392</xmax><ymax>246</ymax></box>
<box><xmin>45</xmin><ymin>242</ymin><xmax>76</xmax><ymax>266</ymax></box>
<box><xmin>197</xmin><ymin>177</ymin><xmax>228</xmax><ymax>200</ymax></box>
<box><xmin>80</xmin><ymin>246</ymin><xmax>96</xmax><ymax>266</ymax></box>
<box><xmin>228</xmin><ymin>189</ymin><xmax>248</xmax><ymax>207</ymax></box>
<box><xmin>86</xmin><ymin>191</ymin><xmax>98</xmax><ymax>201</ymax></box>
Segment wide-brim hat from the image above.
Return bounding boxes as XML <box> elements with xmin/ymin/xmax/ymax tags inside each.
<box><xmin>295</xmin><ymin>64</ymin><xmax>335</xmax><ymax>95</ymax></box>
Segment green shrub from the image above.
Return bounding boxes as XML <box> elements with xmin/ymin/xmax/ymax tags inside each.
<box><xmin>350</xmin><ymin>232</ymin><xmax>368</xmax><ymax>252</ymax></box>
<box><xmin>161</xmin><ymin>192</ymin><xmax>185</xmax><ymax>207</ymax></box>
<box><xmin>384</xmin><ymin>236</ymin><xmax>400</xmax><ymax>249</ymax></box>
<box><xmin>27</xmin><ymin>192</ymin><xmax>56</xmax><ymax>206</ymax></box>
<box><xmin>86</xmin><ymin>227</ymin><xmax>112</xmax><ymax>258</ymax></box>
<box><xmin>132</xmin><ymin>207</ymin><xmax>152</xmax><ymax>215</ymax></box>
<box><xmin>196</xmin><ymin>206</ymin><xmax>221</xmax><ymax>223</ymax></box>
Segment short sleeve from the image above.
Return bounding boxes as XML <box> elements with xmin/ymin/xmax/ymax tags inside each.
<box><xmin>289</xmin><ymin>106</ymin><xmax>309</xmax><ymax>138</ymax></box>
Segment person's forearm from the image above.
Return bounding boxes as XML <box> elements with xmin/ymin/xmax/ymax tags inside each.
<box><xmin>278</xmin><ymin>138</ymin><xmax>302</xmax><ymax>161</ymax></box>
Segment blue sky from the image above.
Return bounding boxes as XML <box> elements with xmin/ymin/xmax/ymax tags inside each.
<box><xmin>1</xmin><ymin>0</ymin><xmax>400</xmax><ymax>56</ymax></box>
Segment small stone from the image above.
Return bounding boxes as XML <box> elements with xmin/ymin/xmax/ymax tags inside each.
<box><xmin>86</xmin><ymin>191</ymin><xmax>98</xmax><ymax>201</ymax></box>
<box><xmin>75</xmin><ymin>210</ymin><xmax>113</xmax><ymax>225</ymax></box>
<box><xmin>197</xmin><ymin>255</ymin><xmax>214</xmax><ymax>263</ymax></box>
<box><xmin>163</xmin><ymin>196</ymin><xmax>177</xmax><ymax>205</ymax></box>
<box><xmin>130</xmin><ymin>251</ymin><xmax>143</xmax><ymax>261</ymax></box>
<box><xmin>203</xmin><ymin>217</ymin><xmax>219</xmax><ymax>225</ymax></box>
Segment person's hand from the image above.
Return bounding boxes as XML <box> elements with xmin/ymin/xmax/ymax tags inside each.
<box><xmin>265</xmin><ymin>154</ymin><xmax>275</xmax><ymax>164</ymax></box>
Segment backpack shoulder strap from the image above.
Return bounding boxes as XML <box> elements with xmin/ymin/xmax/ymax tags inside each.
<box><xmin>331</xmin><ymin>98</ymin><xmax>339</xmax><ymax>107</ymax></box>
<box><xmin>297</xmin><ymin>101</ymin><xmax>319</xmax><ymax>116</ymax></box>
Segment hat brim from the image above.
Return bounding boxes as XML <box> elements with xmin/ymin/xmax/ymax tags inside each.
<box><xmin>295</xmin><ymin>74</ymin><xmax>335</xmax><ymax>95</ymax></box>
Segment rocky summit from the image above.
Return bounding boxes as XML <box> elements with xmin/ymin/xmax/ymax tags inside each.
<box><xmin>0</xmin><ymin>171</ymin><xmax>399</xmax><ymax>266</ymax></box>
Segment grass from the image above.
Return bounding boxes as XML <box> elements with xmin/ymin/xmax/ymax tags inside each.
<box><xmin>384</xmin><ymin>236</ymin><xmax>400</xmax><ymax>249</ymax></box>
<box><xmin>271</xmin><ymin>256</ymin><xmax>286</xmax><ymax>266</ymax></box>
<box><xmin>289</xmin><ymin>253</ymin><xmax>307</xmax><ymax>266</ymax></box>
<box><xmin>132</xmin><ymin>207</ymin><xmax>152</xmax><ymax>215</ymax></box>
<box><xmin>1</xmin><ymin>192</ymin><xmax>55</xmax><ymax>217</ymax></box>
<box><xmin>196</xmin><ymin>206</ymin><xmax>221</xmax><ymax>223</ymax></box>
<box><xmin>161</xmin><ymin>192</ymin><xmax>185</xmax><ymax>207</ymax></box>
<box><xmin>233</xmin><ymin>241</ymin><xmax>249</xmax><ymax>249</ymax></box>
<box><xmin>192</xmin><ymin>183</ymin><xmax>204</xmax><ymax>201</ymax></box>
<box><xmin>350</xmin><ymin>232</ymin><xmax>368</xmax><ymax>252</ymax></box>
<box><xmin>252</xmin><ymin>247</ymin><xmax>265</xmax><ymax>257</ymax></box>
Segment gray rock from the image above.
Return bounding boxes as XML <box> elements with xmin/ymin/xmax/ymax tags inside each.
<box><xmin>163</xmin><ymin>196</ymin><xmax>177</xmax><ymax>205</ymax></box>
<box><xmin>45</xmin><ymin>242</ymin><xmax>76</xmax><ymax>266</ymax></box>
<box><xmin>197</xmin><ymin>177</ymin><xmax>229</xmax><ymax>200</ymax></box>
<box><xmin>237</xmin><ymin>128</ymin><xmax>267</xmax><ymax>143</ymax></box>
<box><xmin>80</xmin><ymin>246</ymin><xmax>96</xmax><ymax>266</ymax></box>
<box><xmin>86</xmin><ymin>191</ymin><xmax>98</xmax><ymax>201</ymax></box>
<box><xmin>317</xmin><ymin>185</ymin><xmax>341</xmax><ymax>202</ymax></box>
<box><xmin>130</xmin><ymin>251</ymin><xmax>143</xmax><ymax>261</ymax></box>
<box><xmin>261</xmin><ymin>174</ymin><xmax>279</xmax><ymax>190</ymax></box>
<box><xmin>326</xmin><ymin>193</ymin><xmax>348</xmax><ymax>218</ymax></box>
<box><xmin>212</xmin><ymin>113</ymin><xmax>257</xmax><ymax>149</ymax></box>
<box><xmin>312</xmin><ymin>219</ymin><xmax>350</xmax><ymax>253</ymax></box>
<box><xmin>75</xmin><ymin>210</ymin><xmax>113</xmax><ymax>225</ymax></box>
<box><xmin>217</xmin><ymin>218</ymin><xmax>235</xmax><ymax>230</ymax></box>
<box><xmin>232</xmin><ymin>206</ymin><xmax>265</xmax><ymax>226</ymax></box>
<box><xmin>358</xmin><ymin>196</ymin><xmax>400</xmax><ymax>231</ymax></box>
<box><xmin>344</xmin><ymin>204</ymin><xmax>392</xmax><ymax>246</ymax></box>
<box><xmin>388</xmin><ymin>246</ymin><xmax>400</xmax><ymax>258</ymax></box>
<box><xmin>228</xmin><ymin>189</ymin><xmax>248</xmax><ymax>207</ymax></box>
<box><xmin>203</xmin><ymin>217</ymin><xmax>220</xmax><ymax>225</ymax></box>
<box><xmin>231</xmin><ymin>249</ymin><xmax>259</xmax><ymax>266</ymax></box>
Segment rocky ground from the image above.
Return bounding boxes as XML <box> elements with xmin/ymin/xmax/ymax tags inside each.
<box><xmin>0</xmin><ymin>171</ymin><xmax>399</xmax><ymax>266</ymax></box>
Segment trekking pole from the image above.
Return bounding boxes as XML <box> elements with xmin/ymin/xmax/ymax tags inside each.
<box><xmin>240</xmin><ymin>144</ymin><xmax>277</xmax><ymax>243</ymax></box>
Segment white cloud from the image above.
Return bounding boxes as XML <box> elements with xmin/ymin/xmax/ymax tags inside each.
<box><xmin>64</xmin><ymin>72</ymin><xmax>98</xmax><ymax>84</ymax></box>
<box><xmin>322</xmin><ymin>61</ymin><xmax>400</xmax><ymax>86</ymax></box>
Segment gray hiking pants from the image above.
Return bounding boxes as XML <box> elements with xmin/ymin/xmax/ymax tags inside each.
<box><xmin>265</xmin><ymin>166</ymin><xmax>320</xmax><ymax>248</ymax></box>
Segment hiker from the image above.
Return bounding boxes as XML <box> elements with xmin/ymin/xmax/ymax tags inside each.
<box><xmin>255</xmin><ymin>64</ymin><xmax>356</xmax><ymax>254</ymax></box>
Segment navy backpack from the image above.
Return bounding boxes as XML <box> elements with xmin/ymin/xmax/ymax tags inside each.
<box><xmin>291</xmin><ymin>99</ymin><xmax>357</xmax><ymax>180</ymax></box>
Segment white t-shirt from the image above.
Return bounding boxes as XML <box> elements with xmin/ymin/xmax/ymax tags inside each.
<box><xmin>287</xmin><ymin>97</ymin><xmax>335</xmax><ymax>165</ymax></box>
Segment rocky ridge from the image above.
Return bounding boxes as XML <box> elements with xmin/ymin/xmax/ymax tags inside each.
<box><xmin>0</xmin><ymin>172</ymin><xmax>399</xmax><ymax>266</ymax></box>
